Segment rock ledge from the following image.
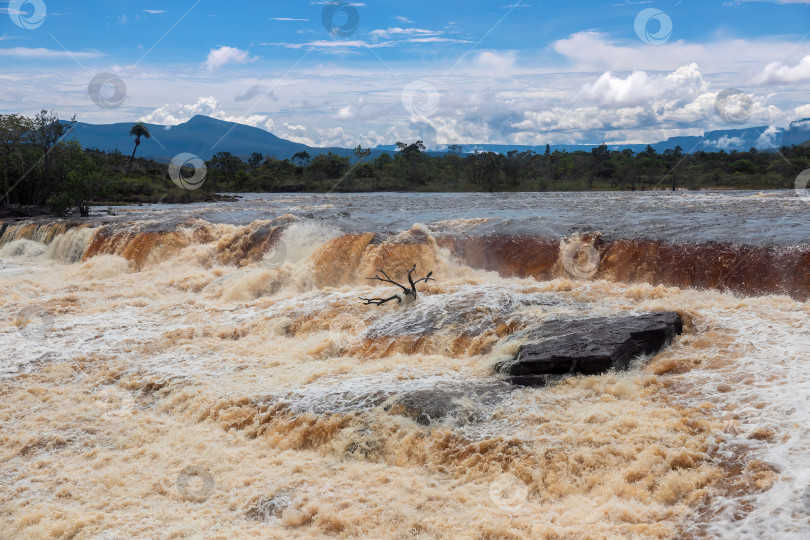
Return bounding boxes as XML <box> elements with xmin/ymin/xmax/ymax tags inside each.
<box><xmin>496</xmin><ymin>311</ymin><xmax>683</xmax><ymax>386</ymax></box>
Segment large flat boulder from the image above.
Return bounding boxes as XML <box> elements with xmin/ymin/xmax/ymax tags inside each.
<box><xmin>496</xmin><ymin>311</ymin><xmax>682</xmax><ymax>386</ymax></box>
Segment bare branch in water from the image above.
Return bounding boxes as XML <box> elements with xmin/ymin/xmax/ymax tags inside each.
<box><xmin>360</xmin><ymin>264</ymin><xmax>434</xmax><ymax>306</ymax></box>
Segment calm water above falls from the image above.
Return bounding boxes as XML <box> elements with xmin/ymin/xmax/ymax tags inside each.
<box><xmin>0</xmin><ymin>191</ymin><xmax>808</xmax><ymax>539</ymax></box>
<box><xmin>101</xmin><ymin>190</ymin><xmax>808</xmax><ymax>245</ymax></box>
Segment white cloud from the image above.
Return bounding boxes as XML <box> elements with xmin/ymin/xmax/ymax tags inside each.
<box><xmin>704</xmin><ymin>135</ymin><xmax>744</xmax><ymax>150</ymax></box>
<box><xmin>139</xmin><ymin>97</ymin><xmax>275</xmax><ymax>132</ymax></box>
<box><xmin>370</xmin><ymin>27</ymin><xmax>439</xmax><ymax>39</ymax></box>
<box><xmin>754</xmin><ymin>55</ymin><xmax>810</xmax><ymax>85</ymax></box>
<box><xmin>270</xmin><ymin>40</ymin><xmax>392</xmax><ymax>50</ymax></box>
<box><xmin>367</xmin><ymin>27</ymin><xmax>472</xmax><ymax>45</ymax></box>
<box><xmin>474</xmin><ymin>51</ymin><xmax>517</xmax><ymax>74</ymax></box>
<box><xmin>144</xmin><ymin>10</ymin><xmax>166</xmax><ymax>14</ymax></box>
<box><xmin>0</xmin><ymin>47</ymin><xmax>104</xmax><ymax>59</ymax></box>
<box><xmin>794</xmin><ymin>104</ymin><xmax>810</xmax><ymax>118</ymax></box>
<box><xmin>553</xmin><ymin>31</ymin><xmax>810</xmax><ymax>74</ymax></box>
<box><xmin>205</xmin><ymin>46</ymin><xmax>254</xmax><ymax>71</ymax></box>
<box><xmin>755</xmin><ymin>125</ymin><xmax>781</xmax><ymax>147</ymax></box>
<box><xmin>581</xmin><ymin>64</ymin><xmax>707</xmax><ymax>107</ymax></box>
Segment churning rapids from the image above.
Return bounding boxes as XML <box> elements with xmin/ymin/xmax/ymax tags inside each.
<box><xmin>0</xmin><ymin>191</ymin><xmax>808</xmax><ymax>539</ymax></box>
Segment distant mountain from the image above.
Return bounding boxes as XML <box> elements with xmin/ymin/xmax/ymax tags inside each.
<box><xmin>780</xmin><ymin>119</ymin><xmax>810</xmax><ymax>147</ymax></box>
<box><xmin>379</xmin><ymin>119</ymin><xmax>810</xmax><ymax>155</ymax></box>
<box><xmin>67</xmin><ymin>115</ymin><xmax>356</xmax><ymax>162</ymax></box>
<box><xmin>67</xmin><ymin>115</ymin><xmax>810</xmax><ymax>162</ymax></box>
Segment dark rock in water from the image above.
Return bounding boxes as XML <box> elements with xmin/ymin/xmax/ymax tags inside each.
<box><xmin>0</xmin><ymin>205</ymin><xmax>51</xmax><ymax>220</ymax></box>
<box><xmin>496</xmin><ymin>312</ymin><xmax>682</xmax><ymax>387</ymax></box>
<box><xmin>261</xmin><ymin>380</ymin><xmax>513</xmax><ymax>427</ymax></box>
<box><xmin>383</xmin><ymin>382</ymin><xmax>512</xmax><ymax>426</ymax></box>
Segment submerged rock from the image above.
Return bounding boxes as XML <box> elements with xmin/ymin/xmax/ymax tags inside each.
<box><xmin>496</xmin><ymin>311</ymin><xmax>682</xmax><ymax>386</ymax></box>
<box><xmin>260</xmin><ymin>378</ymin><xmax>513</xmax><ymax>427</ymax></box>
<box><xmin>382</xmin><ymin>382</ymin><xmax>512</xmax><ymax>426</ymax></box>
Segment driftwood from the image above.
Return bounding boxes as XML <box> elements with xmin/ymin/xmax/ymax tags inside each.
<box><xmin>360</xmin><ymin>264</ymin><xmax>434</xmax><ymax>306</ymax></box>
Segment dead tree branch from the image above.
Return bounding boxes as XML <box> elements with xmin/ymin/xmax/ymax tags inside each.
<box><xmin>360</xmin><ymin>264</ymin><xmax>434</xmax><ymax>306</ymax></box>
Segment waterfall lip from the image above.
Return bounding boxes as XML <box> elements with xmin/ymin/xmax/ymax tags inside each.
<box><xmin>6</xmin><ymin>190</ymin><xmax>806</xmax><ymax>245</ymax></box>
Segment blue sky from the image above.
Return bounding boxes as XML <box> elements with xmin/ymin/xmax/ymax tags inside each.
<box><xmin>1</xmin><ymin>0</ymin><xmax>809</xmax><ymax>148</ymax></box>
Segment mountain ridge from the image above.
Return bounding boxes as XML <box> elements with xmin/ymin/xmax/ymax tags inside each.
<box><xmin>67</xmin><ymin>115</ymin><xmax>810</xmax><ymax>162</ymax></box>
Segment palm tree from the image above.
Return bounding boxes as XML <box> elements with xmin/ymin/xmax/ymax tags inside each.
<box><xmin>127</xmin><ymin>122</ymin><xmax>151</xmax><ymax>177</ymax></box>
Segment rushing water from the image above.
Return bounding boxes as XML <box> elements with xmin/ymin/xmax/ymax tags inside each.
<box><xmin>0</xmin><ymin>191</ymin><xmax>808</xmax><ymax>539</ymax></box>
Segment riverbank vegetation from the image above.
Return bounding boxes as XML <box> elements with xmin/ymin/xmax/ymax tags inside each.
<box><xmin>2</xmin><ymin>111</ymin><xmax>809</xmax><ymax>216</ymax></box>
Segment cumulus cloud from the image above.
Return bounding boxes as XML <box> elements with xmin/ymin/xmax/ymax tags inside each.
<box><xmin>512</xmin><ymin>64</ymin><xmax>715</xmax><ymax>136</ymax></box>
<box><xmin>276</xmin><ymin>122</ymin><xmax>387</xmax><ymax>148</ymax></box>
<box><xmin>794</xmin><ymin>104</ymin><xmax>810</xmax><ymax>118</ymax></box>
<box><xmin>754</xmin><ymin>55</ymin><xmax>810</xmax><ymax>85</ymax></box>
<box><xmin>205</xmin><ymin>46</ymin><xmax>254</xmax><ymax>71</ymax></box>
<box><xmin>581</xmin><ymin>64</ymin><xmax>706</xmax><ymax>107</ymax></box>
<box><xmin>553</xmin><ymin>31</ymin><xmax>810</xmax><ymax>74</ymax></box>
<box><xmin>401</xmin><ymin>63</ymin><xmax>780</xmax><ymax>148</ymax></box>
<box><xmin>139</xmin><ymin>96</ymin><xmax>275</xmax><ymax>132</ymax></box>
<box><xmin>704</xmin><ymin>136</ymin><xmax>744</xmax><ymax>150</ymax></box>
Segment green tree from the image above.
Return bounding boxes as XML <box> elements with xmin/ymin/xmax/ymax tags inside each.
<box><xmin>28</xmin><ymin>110</ymin><xmax>76</xmax><ymax>205</ymax></box>
<box><xmin>445</xmin><ymin>146</ymin><xmax>464</xmax><ymax>185</ymax></box>
<box><xmin>127</xmin><ymin>122</ymin><xmax>151</xmax><ymax>177</ymax></box>
<box><xmin>207</xmin><ymin>152</ymin><xmax>245</xmax><ymax>177</ymax></box>
<box><xmin>248</xmin><ymin>152</ymin><xmax>264</xmax><ymax>169</ymax></box>
<box><xmin>353</xmin><ymin>145</ymin><xmax>372</xmax><ymax>164</ymax></box>
<box><xmin>60</xmin><ymin>141</ymin><xmax>106</xmax><ymax>216</ymax></box>
<box><xmin>291</xmin><ymin>151</ymin><xmax>311</xmax><ymax>167</ymax></box>
<box><xmin>0</xmin><ymin>114</ymin><xmax>30</xmax><ymax>205</ymax></box>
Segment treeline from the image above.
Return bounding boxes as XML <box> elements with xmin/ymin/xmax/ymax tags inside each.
<box><xmin>234</xmin><ymin>141</ymin><xmax>809</xmax><ymax>193</ymax></box>
<box><xmin>2</xmin><ymin>111</ymin><xmax>809</xmax><ymax>217</ymax></box>
<box><xmin>1</xmin><ymin>111</ymin><xmax>219</xmax><ymax>215</ymax></box>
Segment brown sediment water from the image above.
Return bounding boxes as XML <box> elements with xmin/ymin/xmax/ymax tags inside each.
<box><xmin>438</xmin><ymin>234</ymin><xmax>810</xmax><ymax>301</ymax></box>
<box><xmin>1</xmin><ymin>194</ymin><xmax>809</xmax><ymax>538</ymax></box>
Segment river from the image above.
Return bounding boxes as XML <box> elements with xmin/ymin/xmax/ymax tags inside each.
<box><xmin>0</xmin><ymin>191</ymin><xmax>808</xmax><ymax>538</ymax></box>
